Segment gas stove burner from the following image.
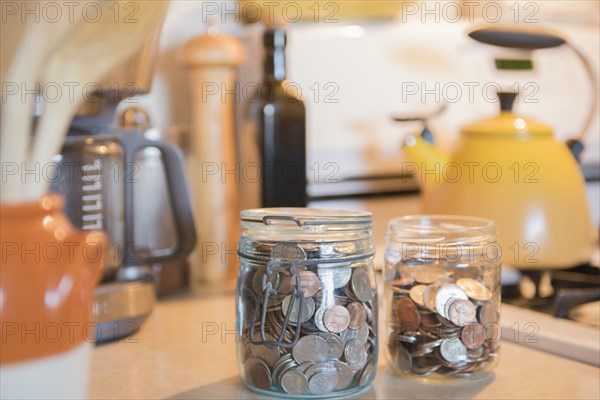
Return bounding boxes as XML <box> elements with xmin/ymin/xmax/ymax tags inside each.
<box><xmin>502</xmin><ymin>263</ymin><xmax>600</xmax><ymax>324</ymax></box>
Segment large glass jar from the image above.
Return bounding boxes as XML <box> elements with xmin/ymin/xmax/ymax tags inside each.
<box><xmin>384</xmin><ymin>215</ymin><xmax>501</xmax><ymax>382</ymax></box>
<box><xmin>236</xmin><ymin>208</ymin><xmax>378</xmax><ymax>397</ymax></box>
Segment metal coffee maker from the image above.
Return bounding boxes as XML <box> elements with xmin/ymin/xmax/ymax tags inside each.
<box><xmin>50</xmin><ymin>18</ymin><xmax>197</xmax><ymax>342</ymax></box>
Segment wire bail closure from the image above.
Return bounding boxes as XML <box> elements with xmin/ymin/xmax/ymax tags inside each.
<box><xmin>246</xmin><ymin>261</ymin><xmax>304</xmax><ymax>349</ymax></box>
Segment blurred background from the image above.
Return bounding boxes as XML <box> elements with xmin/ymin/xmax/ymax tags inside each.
<box><xmin>125</xmin><ymin>0</ymin><xmax>599</xmax><ymax>203</ymax></box>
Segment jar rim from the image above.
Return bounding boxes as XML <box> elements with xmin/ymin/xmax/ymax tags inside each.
<box><xmin>241</xmin><ymin>208</ymin><xmax>372</xmax><ymax>230</ymax></box>
<box><xmin>387</xmin><ymin>215</ymin><xmax>496</xmax><ymax>242</ymax></box>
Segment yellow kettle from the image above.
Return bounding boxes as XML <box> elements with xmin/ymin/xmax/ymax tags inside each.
<box><xmin>403</xmin><ymin>92</ymin><xmax>594</xmax><ymax>269</ymax></box>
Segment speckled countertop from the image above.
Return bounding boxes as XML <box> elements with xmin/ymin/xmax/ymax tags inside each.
<box><xmin>89</xmin><ymin>194</ymin><xmax>599</xmax><ymax>399</ymax></box>
<box><xmin>89</xmin><ymin>286</ymin><xmax>600</xmax><ymax>400</ymax></box>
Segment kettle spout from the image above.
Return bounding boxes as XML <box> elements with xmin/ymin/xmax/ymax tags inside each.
<box><xmin>402</xmin><ymin>135</ymin><xmax>451</xmax><ymax>189</ymax></box>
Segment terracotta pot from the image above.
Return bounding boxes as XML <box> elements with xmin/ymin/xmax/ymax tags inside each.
<box><xmin>0</xmin><ymin>194</ymin><xmax>106</xmax><ymax>398</ymax></box>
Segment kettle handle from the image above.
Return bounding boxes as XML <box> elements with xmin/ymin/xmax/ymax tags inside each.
<box><xmin>120</xmin><ymin>132</ymin><xmax>196</xmax><ymax>265</ymax></box>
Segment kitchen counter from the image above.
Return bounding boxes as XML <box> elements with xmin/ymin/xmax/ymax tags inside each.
<box><xmin>89</xmin><ymin>287</ymin><xmax>600</xmax><ymax>400</ymax></box>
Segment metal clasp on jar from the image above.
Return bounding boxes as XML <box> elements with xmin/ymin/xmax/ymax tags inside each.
<box><xmin>246</xmin><ymin>260</ymin><xmax>305</xmax><ymax>349</ymax></box>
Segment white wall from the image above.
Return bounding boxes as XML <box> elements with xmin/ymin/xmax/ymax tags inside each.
<box><xmin>125</xmin><ymin>0</ymin><xmax>600</xmax><ymax>185</ymax></box>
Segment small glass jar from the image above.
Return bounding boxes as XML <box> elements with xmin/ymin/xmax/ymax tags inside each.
<box><xmin>384</xmin><ymin>215</ymin><xmax>501</xmax><ymax>382</ymax></box>
<box><xmin>236</xmin><ymin>208</ymin><xmax>378</xmax><ymax>397</ymax></box>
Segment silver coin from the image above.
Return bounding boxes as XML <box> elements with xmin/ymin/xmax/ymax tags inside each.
<box><xmin>271</xmin><ymin>355</ymin><xmax>293</xmax><ymax>384</ymax></box>
<box><xmin>313</xmin><ymin>306</ymin><xmax>328</xmax><ymax>332</ymax></box>
<box><xmin>421</xmin><ymin>284</ymin><xmax>439</xmax><ymax>312</ymax></box>
<box><xmin>447</xmin><ymin>299</ymin><xmax>477</xmax><ymax>327</ymax></box>
<box><xmin>332</xmin><ymin>361</ymin><xmax>354</xmax><ymax>390</ymax></box>
<box><xmin>318</xmin><ymin>264</ymin><xmax>352</xmax><ymax>289</ymax></box>
<box><xmin>304</xmin><ymin>362</ymin><xmax>337</xmax><ymax>380</ymax></box>
<box><xmin>272</xmin><ymin>243</ymin><xmax>305</xmax><ymax>260</ymax></box>
<box><xmin>273</xmin><ymin>359</ymin><xmax>296</xmax><ymax>386</ymax></box>
<box><xmin>282</xmin><ymin>295</ymin><xmax>315</xmax><ymax>324</ymax></box>
<box><xmin>296</xmin><ymin>362</ymin><xmax>314</xmax><ymax>374</ymax></box>
<box><xmin>409</xmin><ymin>285</ymin><xmax>427</xmax><ymax>307</ymax></box>
<box><xmin>308</xmin><ymin>371</ymin><xmax>337</xmax><ymax>395</ymax></box>
<box><xmin>434</xmin><ymin>284</ymin><xmax>468</xmax><ymax>319</ymax></box>
<box><xmin>411</xmin><ymin>347</ymin><xmax>434</xmax><ymax>358</ymax></box>
<box><xmin>351</xmin><ymin>267</ymin><xmax>373</xmax><ymax>302</ymax></box>
<box><xmin>358</xmin><ymin>360</ymin><xmax>374</xmax><ymax>385</ymax></box>
<box><xmin>244</xmin><ymin>357</ymin><xmax>272</xmax><ymax>390</ymax></box>
<box><xmin>394</xmin><ymin>346</ymin><xmax>412</xmax><ymax>373</ymax></box>
<box><xmin>344</xmin><ymin>339</ymin><xmax>368</xmax><ymax>371</ymax></box>
<box><xmin>439</xmin><ymin>338</ymin><xmax>468</xmax><ymax>364</ymax></box>
<box><xmin>280</xmin><ymin>369</ymin><xmax>308</xmax><ymax>395</ymax></box>
<box><xmin>318</xmin><ymin>333</ymin><xmax>345</xmax><ymax>360</ymax></box>
<box><xmin>456</xmin><ymin>278</ymin><xmax>493</xmax><ymax>301</ymax></box>
<box><xmin>293</xmin><ymin>335</ymin><xmax>329</xmax><ymax>364</ymax></box>
<box><xmin>249</xmin><ymin>343</ymin><xmax>280</xmax><ymax>368</ymax></box>
<box><xmin>340</xmin><ymin>322</ymin><xmax>369</xmax><ymax>344</ymax></box>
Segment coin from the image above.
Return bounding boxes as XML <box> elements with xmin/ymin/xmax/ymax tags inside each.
<box><xmin>447</xmin><ymin>299</ymin><xmax>477</xmax><ymax>327</ymax></box>
<box><xmin>250</xmin><ymin>343</ymin><xmax>280</xmax><ymax>367</ymax></box>
<box><xmin>409</xmin><ymin>285</ymin><xmax>427</xmax><ymax>307</ymax></box>
<box><xmin>272</xmin><ymin>243</ymin><xmax>305</xmax><ymax>260</ymax></box>
<box><xmin>340</xmin><ymin>322</ymin><xmax>369</xmax><ymax>344</ymax></box>
<box><xmin>414</xmin><ymin>268</ymin><xmax>439</xmax><ymax>284</ymax></box>
<box><xmin>305</xmin><ymin>363</ymin><xmax>337</xmax><ymax>379</ymax></box>
<box><xmin>318</xmin><ymin>333</ymin><xmax>345</xmax><ymax>360</ymax></box>
<box><xmin>450</xmin><ymin>267</ymin><xmax>481</xmax><ymax>280</ymax></box>
<box><xmin>324</xmin><ymin>305</ymin><xmax>351</xmax><ymax>333</ymax></box>
<box><xmin>461</xmin><ymin>323</ymin><xmax>486</xmax><ymax>350</ymax></box>
<box><xmin>390</xmin><ymin>276</ymin><xmax>415</xmax><ymax>288</ymax></box>
<box><xmin>244</xmin><ymin>357</ymin><xmax>272</xmax><ymax>390</ymax></box>
<box><xmin>282</xmin><ymin>295</ymin><xmax>315</xmax><ymax>324</ymax></box>
<box><xmin>439</xmin><ymin>339</ymin><xmax>467</xmax><ymax>364</ymax></box>
<box><xmin>332</xmin><ymin>361</ymin><xmax>354</xmax><ymax>390</ymax></box>
<box><xmin>292</xmin><ymin>271</ymin><xmax>321</xmax><ymax>297</ymax></box>
<box><xmin>274</xmin><ymin>359</ymin><xmax>297</xmax><ymax>387</ymax></box>
<box><xmin>395</xmin><ymin>297</ymin><xmax>421</xmax><ymax>333</ymax></box>
<box><xmin>344</xmin><ymin>339</ymin><xmax>368</xmax><ymax>371</ymax></box>
<box><xmin>346</xmin><ymin>302</ymin><xmax>367</xmax><ymax>330</ymax></box>
<box><xmin>434</xmin><ymin>284</ymin><xmax>468</xmax><ymax>319</ymax></box>
<box><xmin>293</xmin><ymin>335</ymin><xmax>329</xmax><ymax>364</ymax></box>
<box><xmin>351</xmin><ymin>267</ymin><xmax>373</xmax><ymax>302</ymax></box>
<box><xmin>394</xmin><ymin>346</ymin><xmax>412</xmax><ymax>373</ymax></box>
<box><xmin>252</xmin><ymin>270</ymin><xmax>267</xmax><ymax>294</ymax></box>
<box><xmin>359</xmin><ymin>360</ymin><xmax>374</xmax><ymax>385</ymax></box>
<box><xmin>308</xmin><ymin>371</ymin><xmax>337</xmax><ymax>395</ymax></box>
<box><xmin>281</xmin><ymin>369</ymin><xmax>308</xmax><ymax>395</ymax></box>
<box><xmin>313</xmin><ymin>306</ymin><xmax>328</xmax><ymax>332</ymax></box>
<box><xmin>457</xmin><ymin>278</ymin><xmax>492</xmax><ymax>301</ymax></box>
<box><xmin>271</xmin><ymin>355</ymin><xmax>293</xmax><ymax>384</ymax></box>
<box><xmin>318</xmin><ymin>265</ymin><xmax>352</xmax><ymax>289</ymax></box>
<box><xmin>277</xmin><ymin>274</ymin><xmax>294</xmax><ymax>295</ymax></box>
<box><xmin>478</xmin><ymin>301</ymin><xmax>498</xmax><ymax>325</ymax></box>
<box><xmin>421</xmin><ymin>284</ymin><xmax>438</xmax><ymax>312</ymax></box>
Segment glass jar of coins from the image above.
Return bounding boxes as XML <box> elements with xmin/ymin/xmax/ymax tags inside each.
<box><xmin>236</xmin><ymin>208</ymin><xmax>378</xmax><ymax>397</ymax></box>
<box><xmin>384</xmin><ymin>215</ymin><xmax>501</xmax><ymax>382</ymax></box>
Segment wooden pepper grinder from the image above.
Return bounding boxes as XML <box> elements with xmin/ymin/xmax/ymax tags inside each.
<box><xmin>180</xmin><ymin>26</ymin><xmax>245</xmax><ymax>283</ymax></box>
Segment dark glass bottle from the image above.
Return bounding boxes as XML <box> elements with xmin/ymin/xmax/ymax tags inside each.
<box><xmin>256</xmin><ymin>28</ymin><xmax>306</xmax><ymax>207</ymax></box>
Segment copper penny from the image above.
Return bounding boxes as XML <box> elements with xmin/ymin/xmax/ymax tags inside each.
<box><xmin>291</xmin><ymin>271</ymin><xmax>320</xmax><ymax>297</ymax></box>
<box><xmin>323</xmin><ymin>305</ymin><xmax>351</xmax><ymax>333</ymax></box>
<box><xmin>390</xmin><ymin>276</ymin><xmax>415</xmax><ymax>288</ymax></box>
<box><xmin>460</xmin><ymin>322</ymin><xmax>486</xmax><ymax>350</ymax></box>
<box><xmin>346</xmin><ymin>302</ymin><xmax>367</xmax><ymax>330</ymax></box>
<box><xmin>395</xmin><ymin>297</ymin><xmax>421</xmax><ymax>333</ymax></box>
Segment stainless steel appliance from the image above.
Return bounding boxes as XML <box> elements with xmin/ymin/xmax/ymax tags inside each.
<box><xmin>50</xmin><ymin>15</ymin><xmax>197</xmax><ymax>342</ymax></box>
